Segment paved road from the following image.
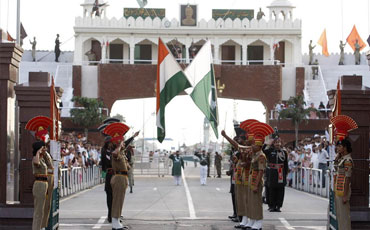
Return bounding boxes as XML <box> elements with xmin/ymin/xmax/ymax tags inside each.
<box><xmin>59</xmin><ymin>165</ymin><xmax>328</xmax><ymax>230</ymax></box>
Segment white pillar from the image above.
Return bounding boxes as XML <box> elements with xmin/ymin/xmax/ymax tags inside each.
<box><xmin>242</xmin><ymin>45</ymin><xmax>247</xmax><ymax>65</ymax></box>
<box><xmin>214</xmin><ymin>45</ymin><xmax>220</xmax><ymax>64</ymax></box>
<box><xmin>130</xmin><ymin>45</ymin><xmax>135</xmax><ymax>64</ymax></box>
<box><xmin>270</xmin><ymin>39</ymin><xmax>275</xmax><ymax>65</ymax></box>
<box><xmin>102</xmin><ymin>44</ymin><xmax>106</xmax><ymax>63</ymax></box>
<box><xmin>185</xmin><ymin>37</ymin><xmax>192</xmax><ymax>64</ymax></box>
<box><xmin>73</xmin><ymin>35</ymin><xmax>83</xmax><ymax>65</ymax></box>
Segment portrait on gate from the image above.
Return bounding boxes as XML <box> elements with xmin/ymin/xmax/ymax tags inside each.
<box><xmin>180</xmin><ymin>4</ymin><xmax>197</xmax><ymax>27</ymax></box>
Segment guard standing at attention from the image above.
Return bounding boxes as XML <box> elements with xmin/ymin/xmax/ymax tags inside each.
<box><xmin>25</xmin><ymin>116</ymin><xmax>53</xmax><ymax>230</ymax></box>
<box><xmin>214</xmin><ymin>152</ymin><xmax>223</xmax><ymax>178</ymax></box>
<box><xmin>331</xmin><ymin>115</ymin><xmax>358</xmax><ymax>230</ymax></box>
<box><xmin>103</xmin><ymin>122</ymin><xmax>132</xmax><ymax>230</ymax></box>
<box><xmin>263</xmin><ymin>137</ymin><xmax>288</xmax><ymax>212</ymax></box>
<box><xmin>126</xmin><ymin>144</ymin><xmax>135</xmax><ymax>193</ymax></box>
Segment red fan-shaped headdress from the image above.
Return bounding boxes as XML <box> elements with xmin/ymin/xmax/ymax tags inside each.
<box><xmin>25</xmin><ymin>116</ymin><xmax>53</xmax><ymax>141</ymax></box>
<box><xmin>248</xmin><ymin>122</ymin><xmax>274</xmax><ymax>146</ymax></box>
<box><xmin>103</xmin><ymin>122</ymin><xmax>130</xmax><ymax>143</ymax></box>
<box><xmin>240</xmin><ymin>119</ymin><xmax>260</xmax><ymax>140</ymax></box>
<box><xmin>330</xmin><ymin>115</ymin><xmax>358</xmax><ymax>141</ymax></box>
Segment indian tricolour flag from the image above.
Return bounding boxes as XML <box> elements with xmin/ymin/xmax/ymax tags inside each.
<box><xmin>184</xmin><ymin>40</ymin><xmax>219</xmax><ymax>138</ymax></box>
<box><xmin>156</xmin><ymin>38</ymin><xmax>191</xmax><ymax>143</ymax></box>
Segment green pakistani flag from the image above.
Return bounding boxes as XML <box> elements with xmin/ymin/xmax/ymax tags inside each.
<box><xmin>184</xmin><ymin>40</ymin><xmax>219</xmax><ymax>138</ymax></box>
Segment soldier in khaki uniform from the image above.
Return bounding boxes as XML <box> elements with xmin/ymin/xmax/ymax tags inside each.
<box><xmin>103</xmin><ymin>122</ymin><xmax>132</xmax><ymax>230</ymax></box>
<box><xmin>330</xmin><ymin>115</ymin><xmax>358</xmax><ymax>230</ymax></box>
<box><xmin>244</xmin><ymin>122</ymin><xmax>274</xmax><ymax>230</ymax></box>
<box><xmin>41</xmin><ymin>150</ymin><xmax>54</xmax><ymax>229</ymax></box>
<box><xmin>25</xmin><ymin>116</ymin><xmax>54</xmax><ymax>230</ymax></box>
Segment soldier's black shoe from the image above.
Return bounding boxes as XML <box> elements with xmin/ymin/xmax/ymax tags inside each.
<box><xmin>107</xmin><ymin>216</ymin><xmax>112</xmax><ymax>223</ymax></box>
<box><xmin>275</xmin><ymin>207</ymin><xmax>281</xmax><ymax>212</ymax></box>
<box><xmin>234</xmin><ymin>224</ymin><xmax>245</xmax><ymax>229</ymax></box>
<box><xmin>228</xmin><ymin>215</ymin><xmax>237</xmax><ymax>219</ymax></box>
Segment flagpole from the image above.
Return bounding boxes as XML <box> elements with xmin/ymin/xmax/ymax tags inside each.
<box><xmin>16</xmin><ymin>0</ymin><xmax>20</xmax><ymax>45</ymax></box>
<box><xmin>341</xmin><ymin>0</ymin><xmax>344</xmax><ymax>40</ymax></box>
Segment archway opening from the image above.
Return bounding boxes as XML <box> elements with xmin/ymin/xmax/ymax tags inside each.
<box><xmin>111</xmin><ymin>96</ymin><xmax>266</xmax><ymax>154</ymax></box>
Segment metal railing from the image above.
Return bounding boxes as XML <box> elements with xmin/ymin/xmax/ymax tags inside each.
<box><xmin>317</xmin><ymin>65</ymin><xmax>329</xmax><ymax>103</ymax></box>
<box><xmin>269</xmin><ymin>108</ymin><xmax>331</xmax><ymax>120</ymax></box>
<box><xmin>60</xmin><ymin>107</ymin><xmax>109</xmax><ymax>118</ymax></box>
<box><xmin>133</xmin><ymin>155</ymin><xmax>170</xmax><ymax>176</ymax></box>
<box><xmin>291</xmin><ymin>167</ymin><xmax>329</xmax><ymax>198</ymax></box>
<box><xmin>80</xmin><ymin>59</ymin><xmax>283</xmax><ymax>66</ymax></box>
<box><xmin>60</xmin><ymin>165</ymin><xmax>103</xmax><ymax>198</ymax></box>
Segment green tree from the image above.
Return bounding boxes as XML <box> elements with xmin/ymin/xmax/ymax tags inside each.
<box><xmin>112</xmin><ymin>113</ymin><xmax>126</xmax><ymax>122</ymax></box>
<box><xmin>278</xmin><ymin>95</ymin><xmax>316</xmax><ymax>147</ymax></box>
<box><xmin>70</xmin><ymin>96</ymin><xmax>106</xmax><ymax>140</ymax></box>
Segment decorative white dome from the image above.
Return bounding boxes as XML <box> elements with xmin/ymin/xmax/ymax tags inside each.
<box><xmin>268</xmin><ymin>0</ymin><xmax>295</xmax><ymax>8</ymax></box>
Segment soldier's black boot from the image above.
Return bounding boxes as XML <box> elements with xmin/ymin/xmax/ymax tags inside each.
<box><xmin>130</xmin><ymin>186</ymin><xmax>133</xmax><ymax>193</ymax></box>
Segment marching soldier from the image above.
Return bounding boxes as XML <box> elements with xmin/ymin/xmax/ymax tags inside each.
<box><xmin>263</xmin><ymin>137</ymin><xmax>288</xmax><ymax>212</ymax></box>
<box><xmin>25</xmin><ymin>116</ymin><xmax>53</xmax><ymax>230</ymax></box>
<box><xmin>331</xmin><ymin>115</ymin><xmax>358</xmax><ymax>230</ymax></box>
<box><xmin>214</xmin><ymin>152</ymin><xmax>223</xmax><ymax>178</ymax></box>
<box><xmin>245</xmin><ymin>122</ymin><xmax>274</xmax><ymax>230</ymax></box>
<box><xmin>103</xmin><ymin>122</ymin><xmax>134</xmax><ymax>230</ymax></box>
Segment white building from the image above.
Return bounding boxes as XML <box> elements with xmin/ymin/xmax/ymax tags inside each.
<box><xmin>17</xmin><ymin>0</ymin><xmax>370</xmax><ymax>115</ymax></box>
<box><xmin>73</xmin><ymin>0</ymin><xmax>302</xmax><ymax>66</ymax></box>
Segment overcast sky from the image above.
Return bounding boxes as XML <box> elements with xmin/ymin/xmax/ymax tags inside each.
<box><xmin>1</xmin><ymin>0</ymin><xmax>369</xmax><ymax>53</ymax></box>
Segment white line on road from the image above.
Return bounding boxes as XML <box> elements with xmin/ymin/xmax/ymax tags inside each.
<box><xmin>181</xmin><ymin>168</ymin><xmax>196</xmax><ymax>219</ymax></box>
<box><xmin>279</xmin><ymin>217</ymin><xmax>295</xmax><ymax>230</ymax></box>
<box><xmin>153</xmin><ymin>187</ymin><xmax>157</xmax><ymax>191</ymax></box>
<box><xmin>216</xmin><ymin>188</ymin><xmax>220</xmax><ymax>191</ymax></box>
<box><xmin>60</xmin><ymin>224</ymin><xmax>110</xmax><ymax>227</ymax></box>
<box><xmin>92</xmin><ymin>216</ymin><xmax>107</xmax><ymax>229</ymax></box>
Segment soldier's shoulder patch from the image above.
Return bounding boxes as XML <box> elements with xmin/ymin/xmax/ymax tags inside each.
<box><xmin>344</xmin><ymin>161</ymin><xmax>353</xmax><ymax>167</ymax></box>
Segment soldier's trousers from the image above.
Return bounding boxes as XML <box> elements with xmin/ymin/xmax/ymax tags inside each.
<box><xmin>32</xmin><ymin>181</ymin><xmax>48</xmax><ymax>230</ymax></box>
<box><xmin>216</xmin><ymin>165</ymin><xmax>221</xmax><ymax>177</ymax></box>
<box><xmin>105</xmin><ymin>173</ymin><xmax>113</xmax><ymax>219</ymax></box>
<box><xmin>41</xmin><ymin>175</ymin><xmax>54</xmax><ymax>228</ymax></box>
<box><xmin>111</xmin><ymin>174</ymin><xmax>128</xmax><ymax>218</ymax></box>
<box><xmin>335</xmin><ymin>194</ymin><xmax>351</xmax><ymax>230</ymax></box>
<box><xmin>128</xmin><ymin>167</ymin><xmax>134</xmax><ymax>188</ymax></box>
<box><xmin>230</xmin><ymin>184</ymin><xmax>237</xmax><ymax>216</ymax></box>
<box><xmin>268</xmin><ymin>186</ymin><xmax>285</xmax><ymax>209</ymax></box>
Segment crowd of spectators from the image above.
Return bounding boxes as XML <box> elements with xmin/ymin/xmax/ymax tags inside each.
<box><xmin>274</xmin><ymin>100</ymin><xmax>332</xmax><ymax>119</ymax></box>
<box><xmin>284</xmin><ymin>133</ymin><xmax>336</xmax><ymax>187</ymax></box>
<box><xmin>59</xmin><ymin>131</ymin><xmax>101</xmax><ymax>170</ymax></box>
